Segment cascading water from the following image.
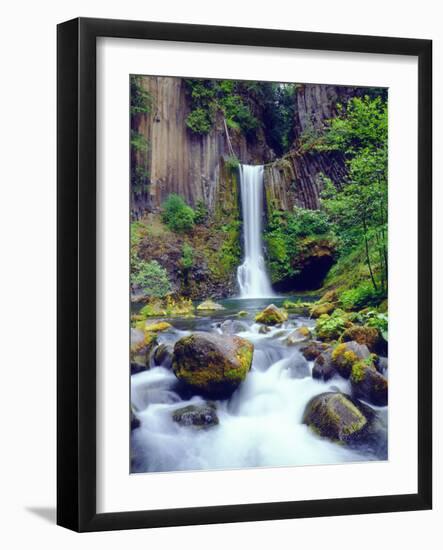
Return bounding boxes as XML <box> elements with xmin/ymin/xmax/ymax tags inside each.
<box><xmin>237</xmin><ymin>164</ymin><xmax>274</xmax><ymax>298</ymax></box>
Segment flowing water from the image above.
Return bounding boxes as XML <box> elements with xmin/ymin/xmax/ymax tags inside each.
<box><xmin>237</xmin><ymin>165</ymin><xmax>274</xmax><ymax>298</ymax></box>
<box><xmin>131</xmin><ymin>298</ymin><xmax>387</xmax><ymax>473</ymax></box>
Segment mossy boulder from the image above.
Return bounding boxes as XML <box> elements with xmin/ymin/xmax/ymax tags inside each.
<box><xmin>172</xmin><ymin>332</ymin><xmax>254</xmax><ymax>398</ymax></box>
<box><xmin>140</xmin><ymin>296</ymin><xmax>195</xmax><ymax>318</ymax></box>
<box><xmin>197</xmin><ymin>299</ymin><xmax>225</xmax><ymax>311</ymax></box>
<box><xmin>318</xmin><ymin>290</ymin><xmax>338</xmax><ymax>304</ymax></box>
<box><xmin>282</xmin><ymin>300</ymin><xmax>312</xmax><ymax>316</ymax></box>
<box><xmin>255</xmin><ymin>304</ymin><xmax>288</xmax><ymax>325</ymax></box>
<box><xmin>172</xmin><ymin>402</ymin><xmax>219</xmax><ymax>429</ymax></box>
<box><xmin>286</xmin><ymin>326</ymin><xmax>311</xmax><ymax>345</ymax></box>
<box><xmin>331</xmin><ymin>341</ymin><xmax>371</xmax><ymax>379</ymax></box>
<box><xmin>303</xmin><ymin>392</ymin><xmax>369</xmax><ymax>443</ymax></box>
<box><xmin>237</xmin><ymin>310</ymin><xmax>248</xmax><ymax>317</ymax></box>
<box><xmin>341</xmin><ymin>325</ymin><xmax>383</xmax><ymax>353</ymax></box>
<box><xmin>144</xmin><ymin>321</ymin><xmax>172</xmax><ymax>333</ymax></box>
<box><xmin>300</xmin><ymin>341</ymin><xmax>330</xmax><ymax>361</ymax></box>
<box><xmin>310</xmin><ymin>301</ymin><xmax>336</xmax><ymax>318</ymax></box>
<box><xmin>351</xmin><ymin>360</ymin><xmax>388</xmax><ymax>406</ymax></box>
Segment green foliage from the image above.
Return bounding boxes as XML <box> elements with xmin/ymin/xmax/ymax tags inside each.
<box><xmin>181</xmin><ymin>243</ymin><xmax>194</xmax><ymax>271</ymax></box>
<box><xmin>339</xmin><ymin>281</ymin><xmax>383</xmax><ymax>310</ymax></box>
<box><xmin>185</xmin><ymin>108</ymin><xmax>213</xmax><ymax>134</ymax></box>
<box><xmin>265</xmin><ymin>206</ymin><xmax>331</xmax><ymax>283</ymax></box>
<box><xmin>130</xmin><ymin>131</ymin><xmax>148</xmax><ymax>152</ymax></box>
<box><xmin>131</xmin><ymin>260</ymin><xmax>171</xmax><ymax>298</ymax></box>
<box><xmin>225</xmin><ymin>155</ymin><xmax>240</xmax><ymax>171</ymax></box>
<box><xmin>318</xmin><ymin>96</ymin><xmax>388</xmax><ymax>297</ymax></box>
<box><xmin>194</xmin><ymin>200</ymin><xmax>208</xmax><ymax>225</ymax></box>
<box><xmin>161</xmin><ymin>194</ymin><xmax>195</xmax><ymax>233</ymax></box>
<box><xmin>362</xmin><ymin>310</ymin><xmax>388</xmax><ymax>341</ymax></box>
<box><xmin>130</xmin><ymin>75</ymin><xmax>152</xmax><ymax>115</ymax></box>
<box><xmin>315</xmin><ymin>309</ymin><xmax>348</xmax><ymax>341</ymax></box>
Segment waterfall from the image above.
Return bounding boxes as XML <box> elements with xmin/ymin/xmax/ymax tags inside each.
<box><xmin>237</xmin><ymin>164</ymin><xmax>274</xmax><ymax>298</ymax></box>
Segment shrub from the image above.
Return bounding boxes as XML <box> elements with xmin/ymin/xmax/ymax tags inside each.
<box><xmin>225</xmin><ymin>155</ymin><xmax>240</xmax><ymax>171</ymax></box>
<box><xmin>131</xmin><ymin>260</ymin><xmax>171</xmax><ymax>298</ymax></box>
<box><xmin>194</xmin><ymin>200</ymin><xmax>208</xmax><ymax>225</ymax></box>
<box><xmin>181</xmin><ymin>243</ymin><xmax>194</xmax><ymax>271</ymax></box>
<box><xmin>340</xmin><ymin>281</ymin><xmax>382</xmax><ymax>310</ymax></box>
<box><xmin>315</xmin><ymin>309</ymin><xmax>348</xmax><ymax>341</ymax></box>
<box><xmin>186</xmin><ymin>108</ymin><xmax>213</xmax><ymax>134</ymax></box>
<box><xmin>161</xmin><ymin>194</ymin><xmax>195</xmax><ymax>233</ymax></box>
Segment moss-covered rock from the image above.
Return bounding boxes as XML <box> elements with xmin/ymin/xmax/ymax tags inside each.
<box><xmin>286</xmin><ymin>326</ymin><xmax>311</xmax><ymax>345</ymax></box>
<box><xmin>255</xmin><ymin>304</ymin><xmax>288</xmax><ymax>325</ymax></box>
<box><xmin>196</xmin><ymin>299</ymin><xmax>225</xmax><ymax>311</ymax></box>
<box><xmin>300</xmin><ymin>341</ymin><xmax>330</xmax><ymax>361</ymax></box>
<box><xmin>140</xmin><ymin>296</ymin><xmax>195</xmax><ymax>318</ymax></box>
<box><xmin>318</xmin><ymin>289</ymin><xmax>338</xmax><ymax>304</ymax></box>
<box><xmin>282</xmin><ymin>300</ymin><xmax>312</xmax><ymax>316</ymax></box>
<box><xmin>237</xmin><ymin>310</ymin><xmax>248</xmax><ymax>317</ymax></box>
<box><xmin>303</xmin><ymin>392</ymin><xmax>369</xmax><ymax>443</ymax></box>
<box><xmin>144</xmin><ymin>321</ymin><xmax>172</xmax><ymax>332</ymax></box>
<box><xmin>310</xmin><ymin>301</ymin><xmax>336</xmax><ymax>318</ymax></box>
<box><xmin>341</xmin><ymin>325</ymin><xmax>382</xmax><ymax>353</ymax></box>
<box><xmin>172</xmin><ymin>402</ymin><xmax>219</xmax><ymax>429</ymax></box>
<box><xmin>351</xmin><ymin>360</ymin><xmax>388</xmax><ymax>406</ymax></box>
<box><xmin>172</xmin><ymin>332</ymin><xmax>254</xmax><ymax>398</ymax></box>
<box><xmin>331</xmin><ymin>341</ymin><xmax>371</xmax><ymax>379</ymax></box>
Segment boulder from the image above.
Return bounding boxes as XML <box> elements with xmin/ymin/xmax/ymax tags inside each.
<box><xmin>310</xmin><ymin>301</ymin><xmax>336</xmax><ymax>318</ymax></box>
<box><xmin>197</xmin><ymin>299</ymin><xmax>225</xmax><ymax>311</ymax></box>
<box><xmin>300</xmin><ymin>341</ymin><xmax>330</xmax><ymax>361</ymax></box>
<box><xmin>172</xmin><ymin>403</ymin><xmax>219</xmax><ymax>429</ymax></box>
<box><xmin>351</xmin><ymin>361</ymin><xmax>388</xmax><ymax>406</ymax></box>
<box><xmin>237</xmin><ymin>310</ymin><xmax>248</xmax><ymax>317</ymax></box>
<box><xmin>312</xmin><ymin>350</ymin><xmax>336</xmax><ymax>381</ymax></box>
<box><xmin>341</xmin><ymin>325</ymin><xmax>384</xmax><ymax>354</ymax></box>
<box><xmin>282</xmin><ymin>300</ymin><xmax>312</xmax><ymax>316</ymax></box>
<box><xmin>330</xmin><ymin>341</ymin><xmax>371</xmax><ymax>379</ymax></box>
<box><xmin>286</xmin><ymin>326</ymin><xmax>311</xmax><ymax>345</ymax></box>
<box><xmin>172</xmin><ymin>332</ymin><xmax>254</xmax><ymax>398</ymax></box>
<box><xmin>303</xmin><ymin>392</ymin><xmax>369</xmax><ymax>443</ymax></box>
<box><xmin>255</xmin><ymin>304</ymin><xmax>288</xmax><ymax>325</ymax></box>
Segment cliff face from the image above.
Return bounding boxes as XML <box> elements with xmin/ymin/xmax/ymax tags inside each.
<box><xmin>131</xmin><ymin>76</ymin><xmax>273</xmax><ymax>218</ymax></box>
<box><xmin>264</xmin><ymin>84</ymin><xmax>359</xmax><ymax>211</ymax></box>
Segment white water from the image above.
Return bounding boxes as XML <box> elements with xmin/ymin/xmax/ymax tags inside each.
<box><xmin>131</xmin><ymin>308</ymin><xmax>387</xmax><ymax>473</ymax></box>
<box><xmin>237</xmin><ymin>165</ymin><xmax>274</xmax><ymax>298</ymax></box>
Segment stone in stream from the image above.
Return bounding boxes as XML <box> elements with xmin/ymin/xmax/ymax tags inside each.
<box><xmin>130</xmin><ymin>328</ymin><xmax>157</xmax><ymax>374</ymax></box>
<box><xmin>255</xmin><ymin>304</ymin><xmax>288</xmax><ymax>325</ymax></box>
<box><xmin>341</xmin><ymin>325</ymin><xmax>387</xmax><ymax>355</ymax></box>
<box><xmin>300</xmin><ymin>341</ymin><xmax>330</xmax><ymax>361</ymax></box>
<box><xmin>286</xmin><ymin>326</ymin><xmax>311</xmax><ymax>345</ymax></box>
<box><xmin>350</xmin><ymin>360</ymin><xmax>388</xmax><ymax>406</ymax></box>
<box><xmin>330</xmin><ymin>341</ymin><xmax>371</xmax><ymax>379</ymax></box>
<box><xmin>312</xmin><ymin>349</ymin><xmax>337</xmax><ymax>381</ymax></box>
<box><xmin>172</xmin><ymin>403</ymin><xmax>219</xmax><ymax>429</ymax></box>
<box><xmin>172</xmin><ymin>332</ymin><xmax>254</xmax><ymax>398</ymax></box>
<box><xmin>303</xmin><ymin>392</ymin><xmax>373</xmax><ymax>444</ymax></box>
<box><xmin>152</xmin><ymin>343</ymin><xmax>173</xmax><ymax>368</ymax></box>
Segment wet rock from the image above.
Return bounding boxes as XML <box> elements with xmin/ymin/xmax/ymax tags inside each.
<box><xmin>282</xmin><ymin>300</ymin><xmax>312</xmax><ymax>316</ymax></box>
<box><xmin>303</xmin><ymin>392</ymin><xmax>369</xmax><ymax>443</ymax></box>
<box><xmin>130</xmin><ymin>329</ymin><xmax>157</xmax><ymax>374</ymax></box>
<box><xmin>172</xmin><ymin>402</ymin><xmax>219</xmax><ymax>429</ymax></box>
<box><xmin>374</xmin><ymin>355</ymin><xmax>388</xmax><ymax>374</ymax></box>
<box><xmin>300</xmin><ymin>341</ymin><xmax>330</xmax><ymax>361</ymax></box>
<box><xmin>286</xmin><ymin>326</ymin><xmax>311</xmax><ymax>345</ymax></box>
<box><xmin>351</xmin><ymin>361</ymin><xmax>388</xmax><ymax>406</ymax></box>
<box><xmin>153</xmin><ymin>343</ymin><xmax>173</xmax><ymax>368</ymax></box>
<box><xmin>255</xmin><ymin>304</ymin><xmax>288</xmax><ymax>325</ymax></box>
<box><xmin>341</xmin><ymin>325</ymin><xmax>386</xmax><ymax>354</ymax></box>
<box><xmin>258</xmin><ymin>325</ymin><xmax>272</xmax><ymax>334</ymax></box>
<box><xmin>330</xmin><ymin>341</ymin><xmax>371</xmax><ymax>379</ymax></box>
<box><xmin>312</xmin><ymin>350</ymin><xmax>337</xmax><ymax>381</ymax></box>
<box><xmin>144</xmin><ymin>321</ymin><xmax>172</xmax><ymax>333</ymax></box>
<box><xmin>172</xmin><ymin>332</ymin><xmax>254</xmax><ymax>398</ymax></box>
<box><xmin>237</xmin><ymin>310</ymin><xmax>248</xmax><ymax>317</ymax></box>
<box><xmin>219</xmin><ymin>319</ymin><xmax>248</xmax><ymax>335</ymax></box>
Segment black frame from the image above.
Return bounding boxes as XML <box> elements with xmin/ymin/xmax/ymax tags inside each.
<box><xmin>57</xmin><ymin>17</ymin><xmax>432</xmax><ymax>532</ymax></box>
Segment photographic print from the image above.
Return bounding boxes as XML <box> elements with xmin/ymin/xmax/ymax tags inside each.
<box><xmin>130</xmin><ymin>75</ymin><xmax>388</xmax><ymax>474</ymax></box>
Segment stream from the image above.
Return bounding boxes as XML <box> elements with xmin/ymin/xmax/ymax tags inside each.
<box><xmin>131</xmin><ymin>297</ymin><xmax>387</xmax><ymax>473</ymax></box>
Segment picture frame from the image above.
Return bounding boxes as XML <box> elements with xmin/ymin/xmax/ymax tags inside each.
<box><xmin>57</xmin><ymin>17</ymin><xmax>432</xmax><ymax>532</ymax></box>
